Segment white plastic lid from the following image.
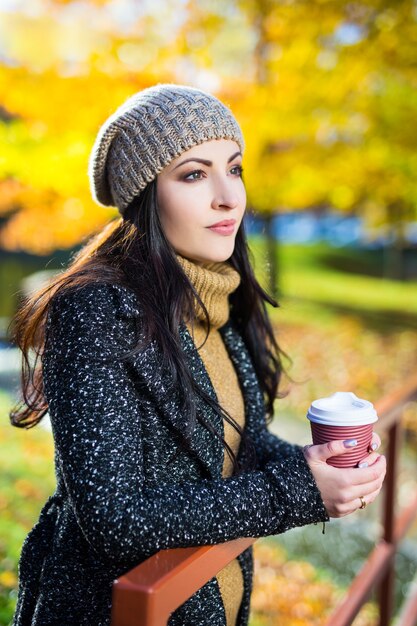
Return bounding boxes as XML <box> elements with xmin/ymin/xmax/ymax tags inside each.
<box><xmin>306</xmin><ymin>392</ymin><xmax>378</xmax><ymax>426</ymax></box>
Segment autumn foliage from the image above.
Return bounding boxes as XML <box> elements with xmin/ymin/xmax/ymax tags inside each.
<box><xmin>0</xmin><ymin>0</ymin><xmax>416</xmax><ymax>253</ymax></box>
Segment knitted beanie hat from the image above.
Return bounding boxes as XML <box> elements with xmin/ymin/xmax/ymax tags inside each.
<box><xmin>88</xmin><ymin>83</ymin><xmax>245</xmax><ymax>214</ymax></box>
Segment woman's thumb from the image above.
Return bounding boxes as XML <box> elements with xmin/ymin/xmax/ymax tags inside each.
<box><xmin>306</xmin><ymin>439</ymin><xmax>358</xmax><ymax>463</ymax></box>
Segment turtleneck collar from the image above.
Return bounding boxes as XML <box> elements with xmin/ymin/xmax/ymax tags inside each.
<box><xmin>177</xmin><ymin>254</ymin><xmax>241</xmax><ymax>329</ymax></box>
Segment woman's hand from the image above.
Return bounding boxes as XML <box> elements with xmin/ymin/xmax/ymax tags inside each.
<box><xmin>303</xmin><ymin>434</ymin><xmax>386</xmax><ymax>518</ymax></box>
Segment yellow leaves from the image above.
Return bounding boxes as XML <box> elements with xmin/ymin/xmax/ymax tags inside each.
<box><xmin>0</xmin><ymin>492</ymin><xmax>9</xmax><ymax>513</ymax></box>
<box><xmin>256</xmin><ymin>526</ymin><xmax>383</xmax><ymax>625</ymax></box>
<box><xmin>286</xmin><ymin>38</ymin><xmax>316</xmax><ymax>70</ymax></box>
<box><xmin>274</xmin><ymin>310</ymin><xmax>417</xmax><ymax>416</ymax></box>
<box><xmin>251</xmin><ymin>541</ymin><xmax>378</xmax><ymax>625</ymax></box>
<box><xmin>0</xmin><ymin>178</ymin><xmax>24</xmax><ymax>213</ymax></box>
<box><xmin>375</xmin><ymin>9</ymin><xmax>399</xmax><ymax>33</ymax></box>
<box><xmin>13</xmin><ymin>478</ymin><xmax>43</xmax><ymax>500</ymax></box>
<box><xmin>0</xmin><ymin>188</ymin><xmax>113</xmax><ymax>253</ymax></box>
<box><xmin>62</xmin><ymin>197</ymin><xmax>85</xmax><ymax>220</ymax></box>
<box><xmin>0</xmin><ymin>395</ymin><xmax>55</xmax><ymax>619</ymax></box>
<box><xmin>0</xmin><ymin>67</ymin><xmax>144</xmax><ymax>251</ymax></box>
<box><xmin>0</xmin><ymin>570</ymin><xmax>18</xmax><ymax>589</ymax></box>
<box><xmin>0</xmin><ymin>0</ymin><xmax>416</xmax><ymax>251</ymax></box>
<box><xmin>0</xmin><ymin>66</ymin><xmax>145</xmax><ymax>133</ymax></box>
<box><xmin>329</xmin><ymin>185</ymin><xmax>356</xmax><ymax>210</ymax></box>
<box><xmin>366</xmin><ymin>137</ymin><xmax>390</xmax><ymax>169</ymax></box>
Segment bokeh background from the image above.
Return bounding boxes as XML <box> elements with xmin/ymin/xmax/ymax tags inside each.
<box><xmin>1</xmin><ymin>1</ymin><xmax>417</xmax><ymax>625</ymax></box>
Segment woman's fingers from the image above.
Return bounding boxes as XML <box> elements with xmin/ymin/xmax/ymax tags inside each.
<box><xmin>334</xmin><ymin>464</ymin><xmax>386</xmax><ymax>515</ymax></box>
<box><xmin>357</xmin><ymin>451</ymin><xmax>379</xmax><ymax>468</ymax></box>
<box><xmin>333</xmin><ymin>488</ymin><xmax>383</xmax><ymax>517</ymax></box>
<box><xmin>350</xmin><ymin>454</ymin><xmax>387</xmax><ymax>486</ymax></box>
<box><xmin>303</xmin><ymin>443</ymin><xmax>387</xmax><ymax>488</ymax></box>
<box><xmin>303</xmin><ymin>439</ymin><xmax>359</xmax><ymax>465</ymax></box>
<box><xmin>344</xmin><ymin>485</ymin><xmax>384</xmax><ymax>516</ymax></box>
<box><xmin>368</xmin><ymin>432</ymin><xmax>381</xmax><ymax>453</ymax></box>
<box><xmin>304</xmin><ymin>433</ymin><xmax>383</xmax><ymax>467</ymax></box>
<box><xmin>357</xmin><ymin>432</ymin><xmax>382</xmax><ymax>467</ymax></box>
<box><xmin>351</xmin><ymin>483</ymin><xmax>384</xmax><ymax>506</ymax></box>
<box><xmin>304</xmin><ymin>443</ymin><xmax>387</xmax><ymax>519</ymax></box>
<box><xmin>331</xmin><ymin>479</ymin><xmax>385</xmax><ymax>516</ymax></box>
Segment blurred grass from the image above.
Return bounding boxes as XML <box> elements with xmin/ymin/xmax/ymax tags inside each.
<box><xmin>248</xmin><ymin>241</ymin><xmax>417</xmax><ymax>430</ymax></box>
<box><xmin>1</xmin><ymin>240</ymin><xmax>416</xmax><ymax>625</ymax></box>
<box><xmin>251</xmin><ymin>240</ymin><xmax>417</xmax><ymax>329</ymax></box>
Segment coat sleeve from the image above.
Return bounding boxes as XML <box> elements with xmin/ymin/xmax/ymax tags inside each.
<box><xmin>257</xmin><ymin>423</ymin><xmax>305</xmax><ymax>467</ymax></box>
<box><xmin>42</xmin><ymin>283</ymin><xmax>329</xmax><ymax>568</ymax></box>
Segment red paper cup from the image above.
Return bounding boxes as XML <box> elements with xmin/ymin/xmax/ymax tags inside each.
<box><xmin>307</xmin><ymin>392</ymin><xmax>378</xmax><ymax>468</ymax></box>
<box><xmin>310</xmin><ymin>423</ymin><xmax>374</xmax><ymax>467</ymax></box>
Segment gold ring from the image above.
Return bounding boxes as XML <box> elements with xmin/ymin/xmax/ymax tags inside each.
<box><xmin>359</xmin><ymin>496</ymin><xmax>367</xmax><ymax>509</ymax></box>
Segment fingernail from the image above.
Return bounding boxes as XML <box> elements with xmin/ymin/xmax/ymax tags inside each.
<box><xmin>371</xmin><ymin>442</ymin><xmax>378</xmax><ymax>451</ymax></box>
<box><xmin>343</xmin><ymin>439</ymin><xmax>358</xmax><ymax>448</ymax></box>
<box><xmin>358</xmin><ymin>461</ymin><xmax>369</xmax><ymax>468</ymax></box>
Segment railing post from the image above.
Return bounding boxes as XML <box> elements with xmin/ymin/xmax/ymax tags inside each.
<box><xmin>396</xmin><ymin>574</ymin><xmax>417</xmax><ymax>626</ymax></box>
<box><xmin>378</xmin><ymin>418</ymin><xmax>402</xmax><ymax>626</ymax></box>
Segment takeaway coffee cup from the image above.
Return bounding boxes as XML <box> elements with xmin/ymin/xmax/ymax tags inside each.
<box><xmin>306</xmin><ymin>392</ymin><xmax>378</xmax><ymax>468</ymax></box>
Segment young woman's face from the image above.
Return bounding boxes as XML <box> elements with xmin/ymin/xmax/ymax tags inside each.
<box><xmin>156</xmin><ymin>139</ymin><xmax>246</xmax><ymax>264</ymax></box>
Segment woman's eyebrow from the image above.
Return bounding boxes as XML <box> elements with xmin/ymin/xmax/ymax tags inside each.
<box><xmin>172</xmin><ymin>151</ymin><xmax>242</xmax><ymax>170</ymax></box>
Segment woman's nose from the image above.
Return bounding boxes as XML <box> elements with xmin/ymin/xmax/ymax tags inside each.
<box><xmin>211</xmin><ymin>180</ymin><xmax>240</xmax><ymax>211</ymax></box>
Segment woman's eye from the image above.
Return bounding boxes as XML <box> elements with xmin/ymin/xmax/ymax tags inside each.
<box><xmin>182</xmin><ymin>166</ymin><xmax>244</xmax><ymax>181</ymax></box>
<box><xmin>184</xmin><ymin>170</ymin><xmax>204</xmax><ymax>181</ymax></box>
<box><xmin>231</xmin><ymin>165</ymin><xmax>244</xmax><ymax>177</ymax></box>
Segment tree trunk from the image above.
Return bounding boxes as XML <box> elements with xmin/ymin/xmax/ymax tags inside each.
<box><xmin>384</xmin><ymin>203</ymin><xmax>406</xmax><ymax>280</ymax></box>
<box><xmin>264</xmin><ymin>213</ymin><xmax>279</xmax><ymax>298</ymax></box>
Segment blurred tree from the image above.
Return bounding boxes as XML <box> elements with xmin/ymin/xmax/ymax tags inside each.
<box><xmin>0</xmin><ymin>0</ymin><xmax>416</xmax><ymax>282</ymax></box>
<box><xmin>0</xmin><ymin>1</ymin><xmax>186</xmax><ymax>252</ymax></box>
<box><xmin>233</xmin><ymin>0</ymin><xmax>417</xmax><ymax>279</ymax></box>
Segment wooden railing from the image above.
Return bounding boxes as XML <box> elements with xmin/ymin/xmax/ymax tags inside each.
<box><xmin>325</xmin><ymin>373</ymin><xmax>417</xmax><ymax>626</ymax></box>
<box><xmin>111</xmin><ymin>375</ymin><xmax>417</xmax><ymax>626</ymax></box>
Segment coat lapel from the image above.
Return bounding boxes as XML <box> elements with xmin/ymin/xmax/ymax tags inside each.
<box><xmin>129</xmin><ymin>323</ymin><xmax>224</xmax><ymax>478</ymax></box>
<box><xmin>129</xmin><ymin>316</ymin><xmax>265</xmax><ymax>478</ymax></box>
<box><xmin>219</xmin><ymin>322</ymin><xmax>266</xmax><ymax>441</ymax></box>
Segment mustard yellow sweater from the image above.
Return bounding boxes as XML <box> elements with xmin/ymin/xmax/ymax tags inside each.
<box><xmin>177</xmin><ymin>255</ymin><xmax>245</xmax><ymax>626</ymax></box>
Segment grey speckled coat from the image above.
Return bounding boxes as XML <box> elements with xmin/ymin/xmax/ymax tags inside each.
<box><xmin>13</xmin><ymin>283</ymin><xmax>329</xmax><ymax>626</ymax></box>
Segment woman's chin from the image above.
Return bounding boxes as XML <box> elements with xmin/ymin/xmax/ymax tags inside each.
<box><xmin>190</xmin><ymin>251</ymin><xmax>233</xmax><ymax>265</ymax></box>
<box><xmin>176</xmin><ymin>242</ymin><xmax>236</xmax><ymax>265</ymax></box>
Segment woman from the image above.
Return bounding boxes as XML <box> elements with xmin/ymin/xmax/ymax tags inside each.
<box><xmin>10</xmin><ymin>84</ymin><xmax>386</xmax><ymax>626</ymax></box>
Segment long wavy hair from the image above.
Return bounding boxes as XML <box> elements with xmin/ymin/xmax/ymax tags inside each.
<box><xmin>9</xmin><ymin>179</ymin><xmax>285</xmax><ymax>473</ymax></box>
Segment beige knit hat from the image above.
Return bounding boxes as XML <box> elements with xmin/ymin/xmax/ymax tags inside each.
<box><xmin>88</xmin><ymin>83</ymin><xmax>245</xmax><ymax>214</ymax></box>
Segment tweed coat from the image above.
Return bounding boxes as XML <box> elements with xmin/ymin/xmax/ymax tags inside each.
<box><xmin>13</xmin><ymin>282</ymin><xmax>329</xmax><ymax>626</ymax></box>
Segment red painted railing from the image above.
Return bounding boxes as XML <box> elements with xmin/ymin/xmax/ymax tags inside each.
<box><xmin>111</xmin><ymin>374</ymin><xmax>417</xmax><ymax>626</ymax></box>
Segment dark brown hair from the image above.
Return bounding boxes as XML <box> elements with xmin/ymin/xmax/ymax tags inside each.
<box><xmin>10</xmin><ymin>180</ymin><xmax>284</xmax><ymax>473</ymax></box>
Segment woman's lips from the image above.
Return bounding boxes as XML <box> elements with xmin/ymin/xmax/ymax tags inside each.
<box><xmin>207</xmin><ymin>220</ymin><xmax>236</xmax><ymax>236</ymax></box>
